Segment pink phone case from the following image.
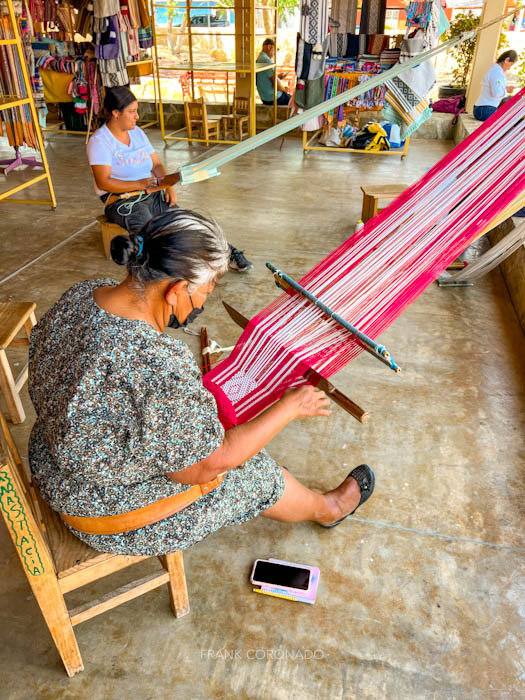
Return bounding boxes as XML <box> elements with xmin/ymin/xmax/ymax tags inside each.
<box><xmin>250</xmin><ymin>558</ymin><xmax>320</xmax><ymax>600</ymax></box>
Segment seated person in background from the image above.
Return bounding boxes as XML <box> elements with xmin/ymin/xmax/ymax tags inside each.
<box><xmin>473</xmin><ymin>50</ymin><xmax>517</xmax><ymax>122</ymax></box>
<box><xmin>256</xmin><ymin>38</ymin><xmax>291</xmax><ymax>106</ymax></box>
<box><xmin>28</xmin><ymin>208</ymin><xmax>375</xmax><ymax>556</ymax></box>
<box><xmin>87</xmin><ymin>86</ymin><xmax>252</xmax><ymax>271</ymax></box>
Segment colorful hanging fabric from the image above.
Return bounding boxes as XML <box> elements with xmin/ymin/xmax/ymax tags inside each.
<box><xmin>0</xmin><ymin>15</ymin><xmax>37</xmax><ymax>148</ymax></box>
<box><xmin>98</xmin><ymin>30</ymin><xmax>128</xmax><ymax>86</ymax></box>
<box><xmin>405</xmin><ymin>1</ymin><xmax>433</xmax><ymax>30</ymax></box>
<box><xmin>126</xmin><ymin>0</ymin><xmax>141</xmax><ymax>29</ymax></box>
<box><xmin>75</xmin><ymin>0</ymin><xmax>93</xmax><ymax>36</ymax></box>
<box><xmin>345</xmin><ymin>33</ymin><xmax>360</xmax><ymax>58</ymax></box>
<box><xmin>27</xmin><ymin>0</ymin><xmax>44</xmax><ymax>24</ymax></box>
<box><xmin>94</xmin><ymin>15</ymin><xmax>120</xmax><ymax>59</ymax></box>
<box><xmin>138</xmin><ymin>23</ymin><xmax>152</xmax><ymax>48</ymax></box>
<box><xmin>382</xmin><ymin>0</ymin><xmax>440</xmax><ymax>137</ymax></box>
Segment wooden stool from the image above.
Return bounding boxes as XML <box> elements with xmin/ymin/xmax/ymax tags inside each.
<box><xmin>360</xmin><ymin>184</ymin><xmax>410</xmax><ymax>222</ymax></box>
<box><xmin>360</xmin><ymin>185</ymin><xmax>466</xmax><ymax>270</ymax></box>
<box><xmin>97</xmin><ymin>215</ymin><xmax>128</xmax><ymax>260</ymax></box>
<box><xmin>0</xmin><ymin>302</ymin><xmax>36</xmax><ymax>424</ymax></box>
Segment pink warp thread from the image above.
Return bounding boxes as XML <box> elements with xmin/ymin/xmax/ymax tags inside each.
<box><xmin>205</xmin><ymin>90</ymin><xmax>525</xmax><ymax>425</ymax></box>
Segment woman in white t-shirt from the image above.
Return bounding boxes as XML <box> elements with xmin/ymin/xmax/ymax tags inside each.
<box><xmin>473</xmin><ymin>50</ymin><xmax>517</xmax><ymax>122</ymax></box>
<box><xmin>87</xmin><ymin>87</ymin><xmax>178</xmax><ymax>235</ymax></box>
<box><xmin>87</xmin><ymin>87</ymin><xmax>254</xmax><ymax>271</ymax></box>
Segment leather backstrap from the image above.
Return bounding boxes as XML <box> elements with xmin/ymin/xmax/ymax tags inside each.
<box><xmin>60</xmin><ymin>474</ymin><xmax>225</xmax><ymax>535</ymax></box>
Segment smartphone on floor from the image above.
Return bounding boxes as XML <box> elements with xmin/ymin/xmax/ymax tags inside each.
<box><xmin>250</xmin><ymin>558</ymin><xmax>315</xmax><ymax>595</ymax></box>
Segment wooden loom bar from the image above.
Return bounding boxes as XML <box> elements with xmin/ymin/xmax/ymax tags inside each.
<box><xmin>266</xmin><ymin>262</ymin><xmax>401</xmax><ymax>373</ymax></box>
<box><xmin>200</xmin><ymin>327</ymin><xmax>212</xmax><ymax>375</ymax></box>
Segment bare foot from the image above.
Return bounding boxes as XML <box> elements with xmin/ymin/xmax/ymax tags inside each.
<box><xmin>316</xmin><ymin>475</ymin><xmax>362</xmax><ymax>526</ymax></box>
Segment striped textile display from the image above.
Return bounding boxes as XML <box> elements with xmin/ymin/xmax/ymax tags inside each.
<box><xmin>0</xmin><ymin>15</ymin><xmax>37</xmax><ymax>148</ymax></box>
<box><xmin>203</xmin><ymin>91</ymin><xmax>525</xmax><ymax>425</ymax></box>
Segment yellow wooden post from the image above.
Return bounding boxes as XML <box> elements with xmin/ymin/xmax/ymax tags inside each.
<box><xmin>466</xmin><ymin>0</ymin><xmax>507</xmax><ymax>113</ymax></box>
<box><xmin>249</xmin><ymin>0</ymin><xmax>256</xmax><ymax>137</ymax></box>
<box><xmin>151</xmin><ymin>0</ymin><xmax>166</xmax><ymax>140</ymax></box>
<box><xmin>3</xmin><ymin>0</ymin><xmax>56</xmax><ymax>208</ymax></box>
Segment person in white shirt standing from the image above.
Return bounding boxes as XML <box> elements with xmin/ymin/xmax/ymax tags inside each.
<box><xmin>473</xmin><ymin>50</ymin><xmax>517</xmax><ymax>122</ymax></box>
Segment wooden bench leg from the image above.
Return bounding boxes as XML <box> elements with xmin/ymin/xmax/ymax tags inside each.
<box><xmin>0</xmin><ymin>349</ymin><xmax>25</xmax><ymax>423</ymax></box>
<box><xmin>31</xmin><ymin>571</ymin><xmax>84</xmax><ymax>677</ymax></box>
<box><xmin>24</xmin><ymin>311</ymin><xmax>36</xmax><ymax>340</ymax></box>
<box><xmin>361</xmin><ymin>194</ymin><xmax>377</xmax><ymax>223</ymax></box>
<box><xmin>160</xmin><ymin>552</ymin><xmax>190</xmax><ymax>618</ymax></box>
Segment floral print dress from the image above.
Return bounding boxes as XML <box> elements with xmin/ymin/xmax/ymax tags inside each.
<box><xmin>28</xmin><ymin>279</ymin><xmax>285</xmax><ymax>556</ymax></box>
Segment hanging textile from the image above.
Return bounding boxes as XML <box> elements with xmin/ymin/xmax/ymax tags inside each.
<box><xmin>346</xmin><ymin>33</ymin><xmax>360</xmax><ymax>58</ymax></box>
<box><xmin>40</xmin><ymin>68</ymin><xmax>73</xmax><ymax>102</ymax></box>
<box><xmin>405</xmin><ymin>1</ymin><xmax>434</xmax><ymax>30</ymax></box>
<box><xmin>300</xmin><ymin>0</ymin><xmax>329</xmax><ymax>48</ymax></box>
<box><xmin>27</xmin><ymin>0</ymin><xmax>44</xmax><ymax>24</ymax></box>
<box><xmin>330</xmin><ymin>0</ymin><xmax>357</xmax><ymax>33</ymax></box>
<box><xmin>126</xmin><ymin>0</ymin><xmax>141</xmax><ymax>29</ymax></box>
<box><xmin>383</xmin><ymin>39</ymin><xmax>435</xmax><ymax>137</ymax></box>
<box><xmin>359</xmin><ymin>0</ymin><xmax>386</xmax><ymax>35</ymax></box>
<box><xmin>296</xmin><ymin>35</ymin><xmax>328</xmax><ymax>81</ymax></box>
<box><xmin>367</xmin><ymin>34</ymin><xmax>389</xmax><ymax>56</ymax></box>
<box><xmin>98</xmin><ymin>32</ymin><xmax>128</xmax><ymax>86</ymax></box>
<box><xmin>93</xmin><ymin>0</ymin><xmax>120</xmax><ymax>18</ymax></box>
<box><xmin>201</xmin><ymin>93</ymin><xmax>525</xmax><ymax>425</ymax></box>
<box><xmin>328</xmin><ymin>32</ymin><xmax>347</xmax><ymax>58</ymax></box>
<box><xmin>75</xmin><ymin>0</ymin><xmax>93</xmax><ymax>36</ymax></box>
<box><xmin>0</xmin><ymin>14</ymin><xmax>38</xmax><ymax>148</ymax></box>
<box><xmin>382</xmin><ymin>0</ymin><xmax>442</xmax><ymax>136</ymax></box>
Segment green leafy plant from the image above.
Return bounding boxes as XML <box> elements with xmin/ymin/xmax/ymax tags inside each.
<box><xmin>444</xmin><ymin>12</ymin><xmax>480</xmax><ymax>87</ymax></box>
<box><xmin>444</xmin><ymin>12</ymin><xmax>509</xmax><ymax>87</ymax></box>
<box><xmin>518</xmin><ymin>51</ymin><xmax>525</xmax><ymax>86</ymax></box>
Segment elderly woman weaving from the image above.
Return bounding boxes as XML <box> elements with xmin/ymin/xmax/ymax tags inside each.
<box><xmin>28</xmin><ymin>209</ymin><xmax>375</xmax><ymax>555</ymax></box>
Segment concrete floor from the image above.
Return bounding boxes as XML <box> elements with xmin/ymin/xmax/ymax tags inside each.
<box><xmin>0</xmin><ymin>132</ymin><xmax>524</xmax><ymax>700</ymax></box>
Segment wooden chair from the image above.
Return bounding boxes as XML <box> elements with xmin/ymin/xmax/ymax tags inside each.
<box><xmin>222</xmin><ymin>95</ymin><xmax>250</xmax><ymax>141</ymax></box>
<box><xmin>97</xmin><ymin>215</ymin><xmax>128</xmax><ymax>260</ymax></box>
<box><xmin>184</xmin><ymin>100</ymin><xmax>221</xmax><ymax>145</ymax></box>
<box><xmin>0</xmin><ymin>410</ymin><xmax>190</xmax><ymax>676</ymax></box>
<box><xmin>0</xmin><ymin>302</ymin><xmax>36</xmax><ymax>424</ymax></box>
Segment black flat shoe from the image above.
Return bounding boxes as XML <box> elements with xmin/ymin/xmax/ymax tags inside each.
<box><xmin>320</xmin><ymin>464</ymin><xmax>375</xmax><ymax>529</ymax></box>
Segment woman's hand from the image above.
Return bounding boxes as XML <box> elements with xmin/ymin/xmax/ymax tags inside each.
<box><xmin>506</xmin><ymin>85</ymin><xmax>514</xmax><ymax>94</ymax></box>
<box><xmin>139</xmin><ymin>176</ymin><xmax>158</xmax><ymax>191</ymax></box>
<box><xmin>281</xmin><ymin>386</ymin><xmax>331</xmax><ymax>419</ymax></box>
<box><xmin>164</xmin><ymin>186</ymin><xmax>177</xmax><ymax>206</ymax></box>
<box><xmin>168</xmin><ymin>385</ymin><xmax>331</xmax><ymax>484</ymax></box>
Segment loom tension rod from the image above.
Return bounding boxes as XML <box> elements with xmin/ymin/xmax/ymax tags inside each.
<box><xmin>266</xmin><ymin>262</ymin><xmax>401</xmax><ymax>373</ymax></box>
